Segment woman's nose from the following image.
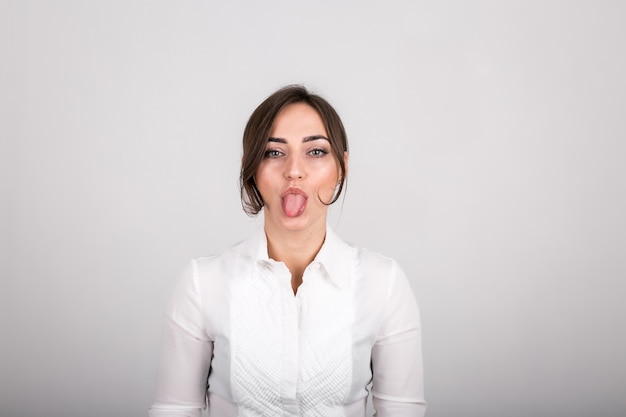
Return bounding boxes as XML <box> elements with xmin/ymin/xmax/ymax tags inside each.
<box><xmin>285</xmin><ymin>155</ymin><xmax>304</xmax><ymax>179</ymax></box>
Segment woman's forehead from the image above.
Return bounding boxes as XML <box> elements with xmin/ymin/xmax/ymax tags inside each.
<box><xmin>269</xmin><ymin>103</ymin><xmax>327</xmax><ymax>138</ymax></box>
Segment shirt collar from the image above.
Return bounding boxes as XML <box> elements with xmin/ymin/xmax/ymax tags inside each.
<box><xmin>313</xmin><ymin>226</ymin><xmax>355</xmax><ymax>289</ymax></box>
<box><xmin>233</xmin><ymin>224</ymin><xmax>356</xmax><ymax>289</ymax></box>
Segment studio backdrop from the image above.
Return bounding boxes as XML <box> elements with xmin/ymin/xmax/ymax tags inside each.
<box><xmin>1</xmin><ymin>1</ymin><xmax>625</xmax><ymax>416</ymax></box>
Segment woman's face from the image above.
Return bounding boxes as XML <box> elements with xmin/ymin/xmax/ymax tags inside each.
<box><xmin>255</xmin><ymin>102</ymin><xmax>344</xmax><ymax>233</ymax></box>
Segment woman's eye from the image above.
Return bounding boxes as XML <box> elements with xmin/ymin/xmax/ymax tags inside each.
<box><xmin>309</xmin><ymin>148</ymin><xmax>329</xmax><ymax>157</ymax></box>
<box><xmin>264</xmin><ymin>149</ymin><xmax>283</xmax><ymax>158</ymax></box>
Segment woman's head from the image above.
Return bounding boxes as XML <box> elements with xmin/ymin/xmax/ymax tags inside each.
<box><xmin>240</xmin><ymin>85</ymin><xmax>349</xmax><ymax>216</ymax></box>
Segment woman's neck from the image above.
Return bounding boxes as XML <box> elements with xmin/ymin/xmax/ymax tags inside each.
<box><xmin>264</xmin><ymin>222</ymin><xmax>326</xmax><ymax>294</ymax></box>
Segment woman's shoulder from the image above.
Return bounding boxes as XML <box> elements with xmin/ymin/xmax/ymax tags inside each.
<box><xmin>354</xmin><ymin>245</ymin><xmax>398</xmax><ymax>268</ymax></box>
<box><xmin>353</xmin><ymin>247</ymin><xmax>407</xmax><ymax>296</ymax></box>
<box><xmin>335</xmin><ymin>236</ymin><xmax>400</xmax><ymax>272</ymax></box>
<box><xmin>335</xmin><ymin>239</ymin><xmax>415</xmax><ymax>317</ymax></box>
<box><xmin>329</xmin><ymin>231</ymin><xmax>404</xmax><ymax>282</ymax></box>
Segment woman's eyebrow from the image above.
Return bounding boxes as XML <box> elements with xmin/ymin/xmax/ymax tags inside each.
<box><xmin>303</xmin><ymin>135</ymin><xmax>330</xmax><ymax>143</ymax></box>
<box><xmin>267</xmin><ymin>137</ymin><xmax>287</xmax><ymax>143</ymax></box>
<box><xmin>267</xmin><ymin>135</ymin><xmax>330</xmax><ymax>143</ymax></box>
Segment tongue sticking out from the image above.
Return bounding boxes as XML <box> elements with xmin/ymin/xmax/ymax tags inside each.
<box><xmin>282</xmin><ymin>193</ymin><xmax>307</xmax><ymax>217</ymax></box>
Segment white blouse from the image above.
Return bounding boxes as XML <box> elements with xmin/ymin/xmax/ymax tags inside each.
<box><xmin>149</xmin><ymin>226</ymin><xmax>426</xmax><ymax>417</ymax></box>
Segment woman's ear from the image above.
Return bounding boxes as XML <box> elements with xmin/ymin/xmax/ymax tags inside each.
<box><xmin>343</xmin><ymin>151</ymin><xmax>349</xmax><ymax>178</ymax></box>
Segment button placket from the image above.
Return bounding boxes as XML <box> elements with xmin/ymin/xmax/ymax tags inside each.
<box><xmin>271</xmin><ymin>263</ymin><xmax>299</xmax><ymax>415</ymax></box>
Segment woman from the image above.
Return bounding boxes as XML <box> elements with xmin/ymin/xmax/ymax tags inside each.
<box><xmin>149</xmin><ymin>85</ymin><xmax>426</xmax><ymax>416</ymax></box>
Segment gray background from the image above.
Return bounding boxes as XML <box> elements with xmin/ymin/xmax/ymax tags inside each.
<box><xmin>1</xmin><ymin>1</ymin><xmax>625</xmax><ymax>416</ymax></box>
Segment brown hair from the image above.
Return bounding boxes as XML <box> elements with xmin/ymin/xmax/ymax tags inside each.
<box><xmin>239</xmin><ymin>85</ymin><xmax>349</xmax><ymax>216</ymax></box>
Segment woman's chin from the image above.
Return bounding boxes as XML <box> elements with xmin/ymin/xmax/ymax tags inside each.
<box><xmin>264</xmin><ymin>209</ymin><xmax>325</xmax><ymax>233</ymax></box>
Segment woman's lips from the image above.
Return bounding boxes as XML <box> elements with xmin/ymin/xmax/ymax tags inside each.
<box><xmin>280</xmin><ymin>188</ymin><xmax>308</xmax><ymax>218</ymax></box>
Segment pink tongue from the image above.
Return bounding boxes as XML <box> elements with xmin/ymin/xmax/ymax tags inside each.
<box><xmin>282</xmin><ymin>193</ymin><xmax>307</xmax><ymax>217</ymax></box>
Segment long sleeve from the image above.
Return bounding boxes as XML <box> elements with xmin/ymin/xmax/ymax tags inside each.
<box><xmin>149</xmin><ymin>260</ymin><xmax>213</xmax><ymax>417</ymax></box>
<box><xmin>371</xmin><ymin>261</ymin><xmax>426</xmax><ymax>417</ymax></box>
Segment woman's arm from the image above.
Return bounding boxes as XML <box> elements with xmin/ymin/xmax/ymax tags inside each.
<box><xmin>371</xmin><ymin>261</ymin><xmax>426</xmax><ymax>417</ymax></box>
<box><xmin>149</xmin><ymin>260</ymin><xmax>213</xmax><ymax>417</ymax></box>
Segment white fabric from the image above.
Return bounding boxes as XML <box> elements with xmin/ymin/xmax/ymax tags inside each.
<box><xmin>149</xmin><ymin>226</ymin><xmax>426</xmax><ymax>417</ymax></box>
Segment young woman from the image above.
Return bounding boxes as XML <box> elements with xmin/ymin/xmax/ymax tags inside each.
<box><xmin>149</xmin><ymin>85</ymin><xmax>426</xmax><ymax>417</ymax></box>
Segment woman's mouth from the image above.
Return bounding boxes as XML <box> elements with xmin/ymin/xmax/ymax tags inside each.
<box><xmin>280</xmin><ymin>188</ymin><xmax>308</xmax><ymax>218</ymax></box>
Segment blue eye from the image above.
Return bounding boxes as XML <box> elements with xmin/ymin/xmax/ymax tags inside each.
<box><xmin>264</xmin><ymin>149</ymin><xmax>283</xmax><ymax>158</ymax></box>
<box><xmin>309</xmin><ymin>148</ymin><xmax>329</xmax><ymax>157</ymax></box>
